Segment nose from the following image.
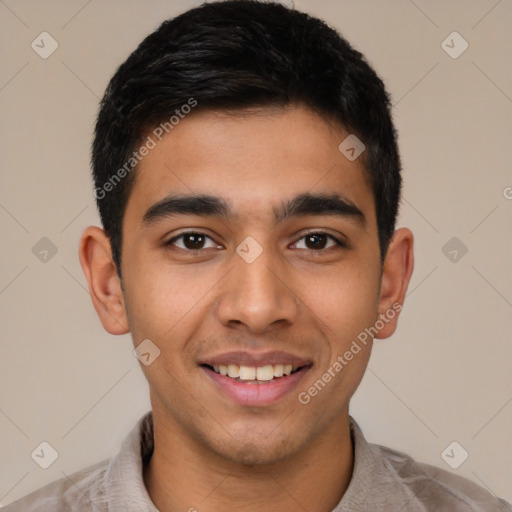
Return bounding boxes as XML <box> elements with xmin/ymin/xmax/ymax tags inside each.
<box><xmin>215</xmin><ymin>248</ymin><xmax>299</xmax><ymax>334</ymax></box>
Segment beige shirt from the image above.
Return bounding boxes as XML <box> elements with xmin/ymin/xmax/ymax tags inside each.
<box><xmin>2</xmin><ymin>411</ymin><xmax>510</xmax><ymax>511</ymax></box>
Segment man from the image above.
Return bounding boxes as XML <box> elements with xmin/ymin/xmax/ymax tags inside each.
<box><xmin>4</xmin><ymin>1</ymin><xmax>510</xmax><ymax>510</ymax></box>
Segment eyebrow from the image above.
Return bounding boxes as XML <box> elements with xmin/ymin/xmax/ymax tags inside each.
<box><xmin>142</xmin><ymin>192</ymin><xmax>366</xmax><ymax>227</ymax></box>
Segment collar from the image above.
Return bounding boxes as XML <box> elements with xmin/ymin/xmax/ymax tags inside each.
<box><xmin>104</xmin><ymin>411</ymin><xmax>377</xmax><ymax>512</ymax></box>
<box><xmin>105</xmin><ymin>411</ymin><xmax>158</xmax><ymax>512</ymax></box>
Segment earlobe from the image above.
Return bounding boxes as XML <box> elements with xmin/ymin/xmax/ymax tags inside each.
<box><xmin>375</xmin><ymin>227</ymin><xmax>414</xmax><ymax>339</ymax></box>
<box><xmin>79</xmin><ymin>226</ymin><xmax>130</xmax><ymax>335</ymax></box>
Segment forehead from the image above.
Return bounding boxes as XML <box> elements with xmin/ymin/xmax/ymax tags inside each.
<box><xmin>124</xmin><ymin>106</ymin><xmax>375</xmax><ymax>228</ymax></box>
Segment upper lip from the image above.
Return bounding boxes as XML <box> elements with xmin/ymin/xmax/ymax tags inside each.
<box><xmin>199</xmin><ymin>351</ymin><xmax>312</xmax><ymax>367</ymax></box>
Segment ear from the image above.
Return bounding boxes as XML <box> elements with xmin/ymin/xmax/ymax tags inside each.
<box><xmin>79</xmin><ymin>226</ymin><xmax>130</xmax><ymax>335</ymax></box>
<box><xmin>374</xmin><ymin>227</ymin><xmax>414</xmax><ymax>339</ymax></box>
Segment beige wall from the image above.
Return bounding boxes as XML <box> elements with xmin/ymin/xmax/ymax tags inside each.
<box><xmin>1</xmin><ymin>0</ymin><xmax>511</xmax><ymax>506</ymax></box>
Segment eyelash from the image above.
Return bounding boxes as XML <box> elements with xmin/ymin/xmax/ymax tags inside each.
<box><xmin>165</xmin><ymin>231</ymin><xmax>346</xmax><ymax>254</ymax></box>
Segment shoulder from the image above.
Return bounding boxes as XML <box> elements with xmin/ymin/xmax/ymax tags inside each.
<box><xmin>346</xmin><ymin>417</ymin><xmax>511</xmax><ymax>511</ymax></box>
<box><xmin>1</xmin><ymin>458</ymin><xmax>110</xmax><ymax>512</ymax></box>
<box><xmin>371</xmin><ymin>442</ymin><xmax>512</xmax><ymax>511</ymax></box>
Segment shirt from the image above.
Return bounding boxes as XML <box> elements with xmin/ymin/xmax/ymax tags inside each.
<box><xmin>2</xmin><ymin>411</ymin><xmax>511</xmax><ymax>511</ymax></box>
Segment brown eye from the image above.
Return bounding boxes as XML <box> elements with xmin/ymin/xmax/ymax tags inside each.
<box><xmin>293</xmin><ymin>232</ymin><xmax>344</xmax><ymax>251</ymax></box>
<box><xmin>166</xmin><ymin>232</ymin><xmax>219</xmax><ymax>251</ymax></box>
<box><xmin>305</xmin><ymin>233</ymin><xmax>328</xmax><ymax>250</ymax></box>
<box><xmin>182</xmin><ymin>233</ymin><xmax>206</xmax><ymax>250</ymax></box>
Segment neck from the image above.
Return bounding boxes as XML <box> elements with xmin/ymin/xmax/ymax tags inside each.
<box><xmin>143</xmin><ymin>410</ymin><xmax>354</xmax><ymax>512</ymax></box>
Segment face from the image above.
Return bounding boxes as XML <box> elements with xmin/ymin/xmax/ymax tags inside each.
<box><xmin>84</xmin><ymin>105</ymin><xmax>412</xmax><ymax>466</ymax></box>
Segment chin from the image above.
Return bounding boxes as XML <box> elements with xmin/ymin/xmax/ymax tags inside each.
<box><xmin>215</xmin><ymin>435</ymin><xmax>302</xmax><ymax>467</ymax></box>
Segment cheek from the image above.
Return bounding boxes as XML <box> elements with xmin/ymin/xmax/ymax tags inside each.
<box><xmin>305</xmin><ymin>259</ymin><xmax>381</xmax><ymax>338</ymax></box>
<box><xmin>122</xmin><ymin>259</ymin><xmax>221</xmax><ymax>350</ymax></box>
<box><xmin>122</xmin><ymin>262</ymin><xmax>183</xmax><ymax>340</ymax></box>
<box><xmin>301</xmin><ymin>268</ymin><xmax>378</xmax><ymax>402</ymax></box>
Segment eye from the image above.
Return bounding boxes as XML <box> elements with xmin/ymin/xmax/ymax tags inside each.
<box><xmin>165</xmin><ymin>231</ymin><xmax>345</xmax><ymax>253</ymax></box>
<box><xmin>165</xmin><ymin>232</ymin><xmax>220</xmax><ymax>252</ymax></box>
<box><xmin>292</xmin><ymin>232</ymin><xmax>345</xmax><ymax>251</ymax></box>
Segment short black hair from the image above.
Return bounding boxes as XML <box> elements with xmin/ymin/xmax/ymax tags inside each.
<box><xmin>92</xmin><ymin>0</ymin><xmax>401</xmax><ymax>276</ymax></box>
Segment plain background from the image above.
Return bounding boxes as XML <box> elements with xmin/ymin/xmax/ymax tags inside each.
<box><xmin>1</xmin><ymin>0</ymin><xmax>511</xmax><ymax>507</ymax></box>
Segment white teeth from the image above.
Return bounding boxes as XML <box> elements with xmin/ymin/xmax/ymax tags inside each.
<box><xmin>227</xmin><ymin>364</ymin><xmax>240</xmax><ymax>378</ymax></box>
<box><xmin>209</xmin><ymin>363</ymin><xmax>303</xmax><ymax>381</ymax></box>
<box><xmin>256</xmin><ymin>365</ymin><xmax>274</xmax><ymax>381</ymax></box>
<box><xmin>274</xmin><ymin>364</ymin><xmax>284</xmax><ymax>377</ymax></box>
<box><xmin>239</xmin><ymin>365</ymin><xmax>256</xmax><ymax>380</ymax></box>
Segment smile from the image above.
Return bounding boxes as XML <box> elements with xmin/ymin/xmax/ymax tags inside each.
<box><xmin>200</xmin><ymin>363</ymin><xmax>311</xmax><ymax>406</ymax></box>
<box><xmin>205</xmin><ymin>363</ymin><xmax>302</xmax><ymax>382</ymax></box>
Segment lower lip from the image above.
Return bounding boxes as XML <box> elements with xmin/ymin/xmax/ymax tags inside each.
<box><xmin>201</xmin><ymin>366</ymin><xmax>311</xmax><ymax>406</ymax></box>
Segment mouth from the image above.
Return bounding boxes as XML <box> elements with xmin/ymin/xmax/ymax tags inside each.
<box><xmin>201</xmin><ymin>363</ymin><xmax>305</xmax><ymax>383</ymax></box>
<box><xmin>199</xmin><ymin>353</ymin><xmax>312</xmax><ymax>406</ymax></box>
